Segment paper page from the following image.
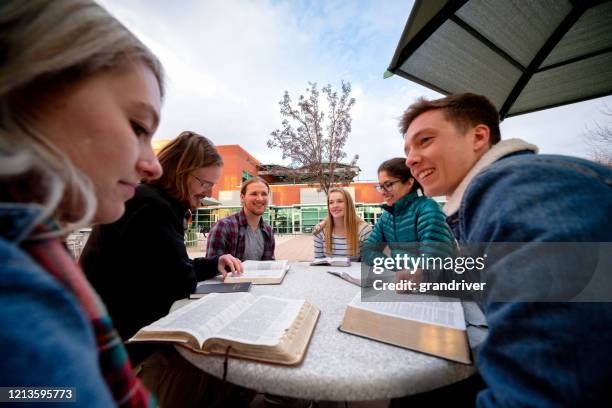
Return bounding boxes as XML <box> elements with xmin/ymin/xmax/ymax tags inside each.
<box><xmin>311</xmin><ymin>257</ymin><xmax>332</xmax><ymax>265</ymax></box>
<box><xmin>243</xmin><ymin>260</ymin><xmax>288</xmax><ymax>271</ymax></box>
<box><xmin>215</xmin><ymin>296</ymin><xmax>305</xmax><ymax>346</ymax></box>
<box><xmin>239</xmin><ymin>269</ymin><xmax>285</xmax><ymax>278</ymax></box>
<box><xmin>141</xmin><ymin>293</ymin><xmax>254</xmax><ymax>345</ymax></box>
<box><xmin>349</xmin><ymin>293</ymin><xmax>466</xmax><ymax>330</ymax></box>
<box><xmin>329</xmin><ymin>263</ymin><xmax>362</xmax><ymax>284</ymax></box>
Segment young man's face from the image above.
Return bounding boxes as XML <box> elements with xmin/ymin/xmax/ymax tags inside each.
<box><xmin>241</xmin><ymin>181</ymin><xmax>269</xmax><ymax>217</ymax></box>
<box><xmin>404</xmin><ymin>109</ymin><xmax>488</xmax><ymax>197</ymax></box>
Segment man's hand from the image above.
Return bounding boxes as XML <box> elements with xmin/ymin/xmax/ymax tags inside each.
<box><xmin>218</xmin><ymin>254</ymin><xmax>244</xmax><ymax>279</ymax></box>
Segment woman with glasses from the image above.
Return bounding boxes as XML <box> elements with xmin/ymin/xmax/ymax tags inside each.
<box><xmin>80</xmin><ymin>132</ymin><xmax>253</xmax><ymax>407</ymax></box>
<box><xmin>361</xmin><ymin>157</ymin><xmax>455</xmax><ymax>267</ymax></box>
<box><xmin>313</xmin><ymin>187</ymin><xmax>372</xmax><ymax>262</ymax></box>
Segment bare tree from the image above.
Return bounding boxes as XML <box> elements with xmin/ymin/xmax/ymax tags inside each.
<box><xmin>267</xmin><ymin>81</ymin><xmax>357</xmax><ymax>195</ymax></box>
<box><xmin>583</xmin><ymin>106</ymin><xmax>612</xmax><ymax>167</ymax></box>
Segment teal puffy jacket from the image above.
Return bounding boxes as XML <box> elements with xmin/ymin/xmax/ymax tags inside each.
<box><xmin>363</xmin><ymin>191</ymin><xmax>456</xmax><ymax>267</ymax></box>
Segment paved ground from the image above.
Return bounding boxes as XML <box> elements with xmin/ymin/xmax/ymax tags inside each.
<box><xmin>187</xmin><ymin>234</ymin><xmax>315</xmax><ymax>261</ymax></box>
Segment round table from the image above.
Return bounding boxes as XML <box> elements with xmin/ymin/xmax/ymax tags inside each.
<box><xmin>175</xmin><ymin>262</ymin><xmax>481</xmax><ymax>401</ymax></box>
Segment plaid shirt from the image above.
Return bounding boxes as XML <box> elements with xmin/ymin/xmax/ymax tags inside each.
<box><xmin>206</xmin><ymin>209</ymin><xmax>275</xmax><ymax>261</ymax></box>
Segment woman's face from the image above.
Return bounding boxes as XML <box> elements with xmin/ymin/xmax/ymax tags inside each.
<box><xmin>187</xmin><ymin>165</ymin><xmax>222</xmax><ymax>209</ymax></box>
<box><xmin>378</xmin><ymin>170</ymin><xmax>414</xmax><ymax>206</ymax></box>
<box><xmin>33</xmin><ymin>63</ymin><xmax>163</xmax><ymax>224</ymax></box>
<box><xmin>328</xmin><ymin>191</ymin><xmax>346</xmax><ymax>222</ymax></box>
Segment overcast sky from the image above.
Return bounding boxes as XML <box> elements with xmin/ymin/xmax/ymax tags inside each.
<box><xmin>99</xmin><ymin>0</ymin><xmax>612</xmax><ymax>181</ymax></box>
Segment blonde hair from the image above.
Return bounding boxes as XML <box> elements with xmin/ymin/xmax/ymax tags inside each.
<box><xmin>324</xmin><ymin>188</ymin><xmax>364</xmax><ymax>257</ymax></box>
<box><xmin>0</xmin><ymin>0</ymin><xmax>164</xmax><ymax>240</ymax></box>
<box><xmin>149</xmin><ymin>132</ymin><xmax>222</xmax><ymax>207</ymax></box>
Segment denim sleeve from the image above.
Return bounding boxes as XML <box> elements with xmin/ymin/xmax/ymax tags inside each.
<box><xmin>461</xmin><ymin>158</ymin><xmax>612</xmax><ymax>407</ymax></box>
<box><xmin>0</xmin><ymin>247</ymin><xmax>115</xmax><ymax>407</ymax></box>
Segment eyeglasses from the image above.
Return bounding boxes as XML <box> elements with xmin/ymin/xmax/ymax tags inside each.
<box><xmin>374</xmin><ymin>179</ymin><xmax>401</xmax><ymax>193</ymax></box>
<box><xmin>190</xmin><ymin>174</ymin><xmax>215</xmax><ymax>190</ymax></box>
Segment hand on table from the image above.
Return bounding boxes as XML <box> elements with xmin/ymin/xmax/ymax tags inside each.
<box><xmin>218</xmin><ymin>254</ymin><xmax>243</xmax><ymax>279</ymax></box>
<box><xmin>395</xmin><ymin>268</ymin><xmax>422</xmax><ymax>293</ymax></box>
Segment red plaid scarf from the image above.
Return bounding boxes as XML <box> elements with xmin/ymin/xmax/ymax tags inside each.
<box><xmin>26</xmin><ymin>233</ymin><xmax>156</xmax><ymax>407</ymax></box>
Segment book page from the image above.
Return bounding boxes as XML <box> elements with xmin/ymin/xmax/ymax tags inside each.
<box><xmin>335</xmin><ymin>263</ymin><xmax>362</xmax><ymax>280</ymax></box>
<box><xmin>311</xmin><ymin>257</ymin><xmax>332</xmax><ymax>265</ymax></box>
<box><xmin>238</xmin><ymin>269</ymin><xmax>285</xmax><ymax>278</ymax></box>
<box><xmin>349</xmin><ymin>293</ymin><xmax>466</xmax><ymax>330</ymax></box>
<box><xmin>215</xmin><ymin>296</ymin><xmax>305</xmax><ymax>346</ymax></box>
<box><xmin>141</xmin><ymin>293</ymin><xmax>254</xmax><ymax>346</ymax></box>
<box><xmin>328</xmin><ymin>263</ymin><xmax>362</xmax><ymax>284</ymax></box>
<box><xmin>242</xmin><ymin>260</ymin><xmax>288</xmax><ymax>271</ymax></box>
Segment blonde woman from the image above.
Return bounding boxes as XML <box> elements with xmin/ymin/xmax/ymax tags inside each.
<box><xmin>313</xmin><ymin>188</ymin><xmax>372</xmax><ymax>261</ymax></box>
<box><xmin>0</xmin><ymin>0</ymin><xmax>163</xmax><ymax>406</ymax></box>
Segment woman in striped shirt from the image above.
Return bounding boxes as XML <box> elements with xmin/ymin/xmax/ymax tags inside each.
<box><xmin>314</xmin><ymin>188</ymin><xmax>372</xmax><ymax>261</ymax></box>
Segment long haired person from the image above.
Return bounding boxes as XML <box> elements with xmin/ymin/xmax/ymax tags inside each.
<box><xmin>81</xmin><ymin>132</ymin><xmax>252</xmax><ymax>407</ymax></box>
<box><xmin>313</xmin><ymin>187</ymin><xmax>372</xmax><ymax>261</ymax></box>
<box><xmin>361</xmin><ymin>158</ymin><xmax>456</xmax><ymax>268</ymax></box>
<box><xmin>0</xmin><ymin>1</ymin><xmax>164</xmax><ymax>405</ymax></box>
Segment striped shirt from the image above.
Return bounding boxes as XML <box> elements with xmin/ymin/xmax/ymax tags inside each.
<box><xmin>313</xmin><ymin>222</ymin><xmax>372</xmax><ymax>261</ymax></box>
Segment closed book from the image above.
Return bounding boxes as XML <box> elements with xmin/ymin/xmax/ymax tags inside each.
<box><xmin>190</xmin><ymin>282</ymin><xmax>252</xmax><ymax>299</ymax></box>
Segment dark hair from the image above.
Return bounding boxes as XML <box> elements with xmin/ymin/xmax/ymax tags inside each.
<box><xmin>377</xmin><ymin>157</ymin><xmax>421</xmax><ymax>194</ymax></box>
<box><xmin>149</xmin><ymin>131</ymin><xmax>222</xmax><ymax>204</ymax></box>
<box><xmin>399</xmin><ymin>93</ymin><xmax>501</xmax><ymax>145</ymax></box>
<box><xmin>240</xmin><ymin>177</ymin><xmax>270</xmax><ymax>196</ymax></box>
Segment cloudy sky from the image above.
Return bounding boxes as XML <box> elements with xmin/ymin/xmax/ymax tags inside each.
<box><xmin>99</xmin><ymin>0</ymin><xmax>611</xmax><ymax>181</ymax></box>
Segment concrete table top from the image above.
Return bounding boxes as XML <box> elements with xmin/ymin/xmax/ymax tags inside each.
<box><xmin>174</xmin><ymin>262</ymin><xmax>484</xmax><ymax>401</ymax></box>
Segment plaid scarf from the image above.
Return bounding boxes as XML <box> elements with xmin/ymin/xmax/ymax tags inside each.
<box><xmin>25</xmin><ymin>226</ymin><xmax>156</xmax><ymax>407</ymax></box>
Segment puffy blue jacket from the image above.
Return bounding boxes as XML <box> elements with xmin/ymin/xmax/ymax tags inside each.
<box><xmin>362</xmin><ymin>191</ymin><xmax>456</xmax><ymax>267</ymax></box>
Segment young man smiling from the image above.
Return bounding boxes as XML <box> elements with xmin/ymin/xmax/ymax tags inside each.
<box><xmin>207</xmin><ymin>177</ymin><xmax>275</xmax><ymax>261</ymax></box>
<box><xmin>401</xmin><ymin>93</ymin><xmax>612</xmax><ymax>407</ymax></box>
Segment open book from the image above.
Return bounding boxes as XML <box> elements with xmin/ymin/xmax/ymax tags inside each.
<box><xmin>224</xmin><ymin>260</ymin><xmax>290</xmax><ymax>284</ymax></box>
<box><xmin>128</xmin><ymin>292</ymin><xmax>320</xmax><ymax>365</ymax></box>
<box><xmin>339</xmin><ymin>293</ymin><xmax>471</xmax><ymax>364</ymax></box>
<box><xmin>311</xmin><ymin>257</ymin><xmax>351</xmax><ymax>267</ymax></box>
<box><xmin>327</xmin><ymin>263</ymin><xmax>364</xmax><ymax>286</ymax></box>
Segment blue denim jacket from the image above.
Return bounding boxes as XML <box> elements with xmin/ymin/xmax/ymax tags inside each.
<box><xmin>0</xmin><ymin>203</ymin><xmax>115</xmax><ymax>406</ymax></box>
<box><xmin>445</xmin><ymin>140</ymin><xmax>612</xmax><ymax>407</ymax></box>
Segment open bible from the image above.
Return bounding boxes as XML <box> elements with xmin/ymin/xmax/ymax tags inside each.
<box><xmin>326</xmin><ymin>263</ymin><xmax>364</xmax><ymax>286</ymax></box>
<box><xmin>224</xmin><ymin>260</ymin><xmax>290</xmax><ymax>284</ymax></box>
<box><xmin>339</xmin><ymin>293</ymin><xmax>471</xmax><ymax>364</ymax></box>
<box><xmin>311</xmin><ymin>257</ymin><xmax>351</xmax><ymax>267</ymax></box>
<box><xmin>128</xmin><ymin>292</ymin><xmax>320</xmax><ymax>365</ymax></box>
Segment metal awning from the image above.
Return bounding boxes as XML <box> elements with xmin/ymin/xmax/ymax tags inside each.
<box><xmin>386</xmin><ymin>0</ymin><xmax>612</xmax><ymax>119</ymax></box>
